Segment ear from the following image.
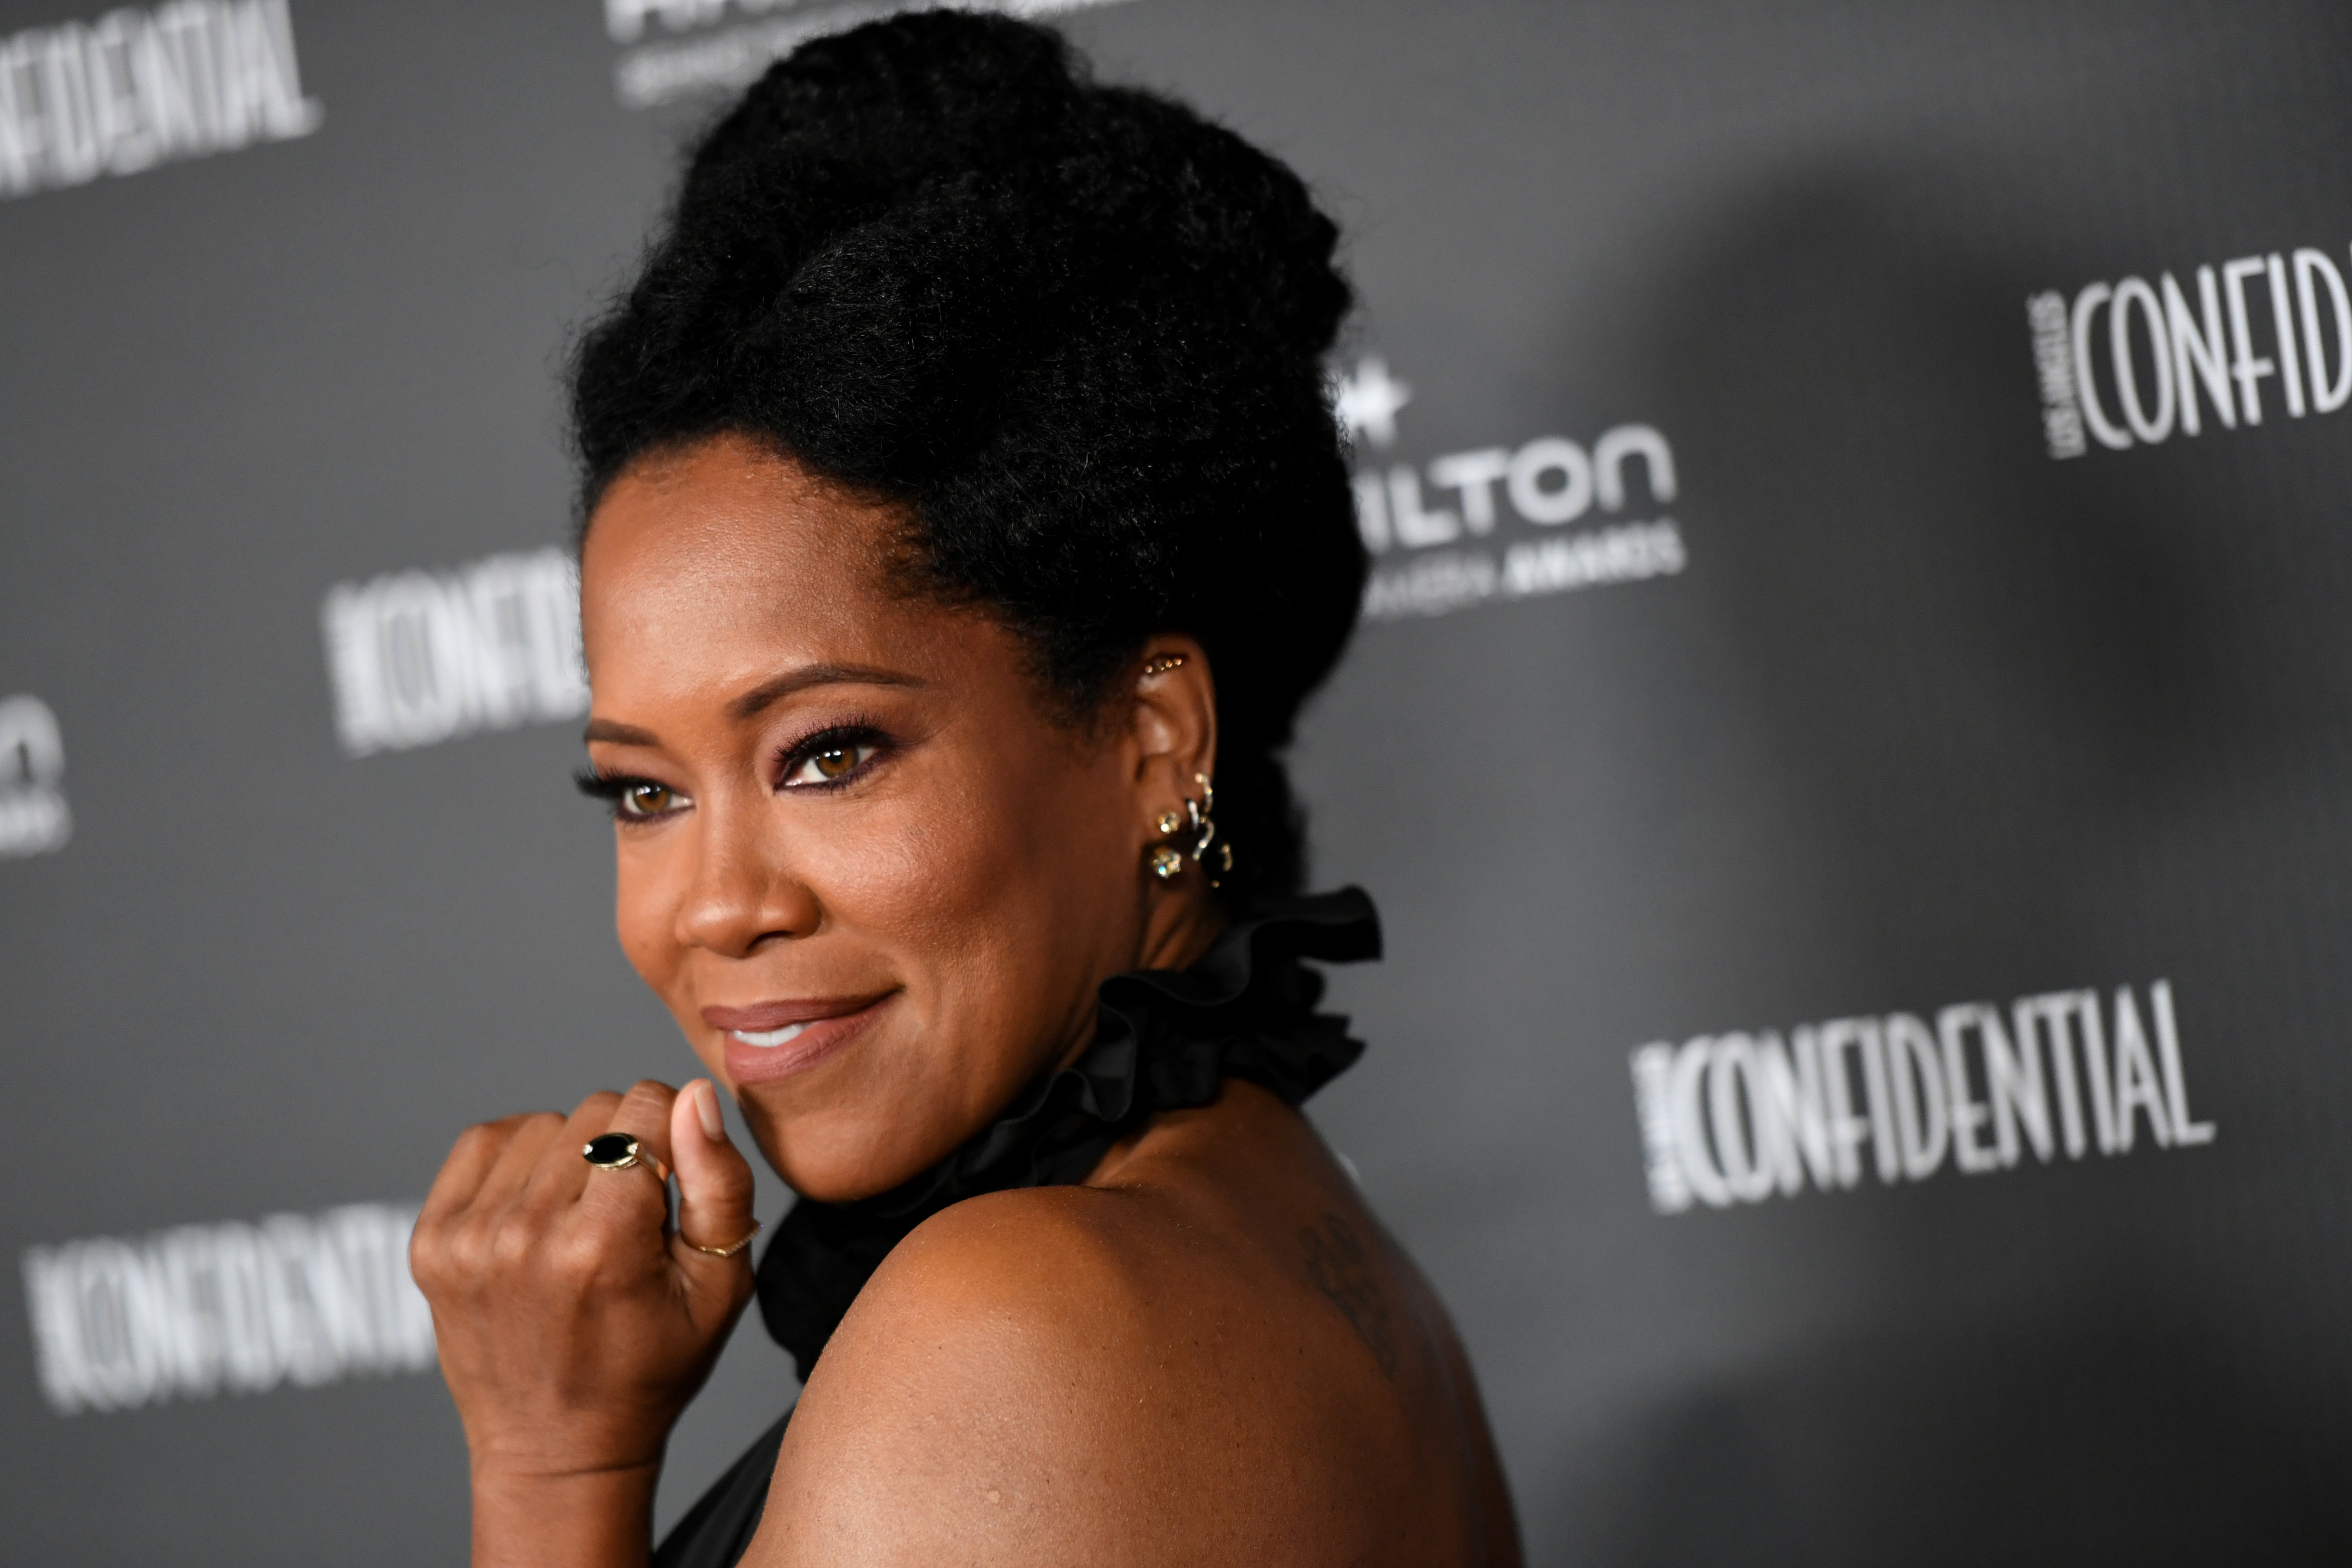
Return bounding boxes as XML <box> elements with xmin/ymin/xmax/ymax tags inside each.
<box><xmin>1125</xmin><ymin>635</ymin><xmax>1218</xmax><ymax>843</ymax></box>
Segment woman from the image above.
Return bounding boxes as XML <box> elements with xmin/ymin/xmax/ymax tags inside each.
<box><xmin>410</xmin><ymin>14</ymin><xmax>1519</xmax><ymax>1567</ymax></box>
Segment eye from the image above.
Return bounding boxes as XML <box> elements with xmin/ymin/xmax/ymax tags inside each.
<box><xmin>780</xmin><ymin>733</ymin><xmax>881</xmax><ymax>788</ymax></box>
<box><xmin>576</xmin><ymin>770</ymin><xmax>693</xmax><ymax>823</ymax></box>
<box><xmin>617</xmin><ymin>781</ymin><xmax>686</xmax><ymax>820</ymax></box>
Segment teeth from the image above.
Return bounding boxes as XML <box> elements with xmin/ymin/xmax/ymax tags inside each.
<box><xmin>730</xmin><ymin>1023</ymin><xmax>810</xmax><ymax>1048</ymax></box>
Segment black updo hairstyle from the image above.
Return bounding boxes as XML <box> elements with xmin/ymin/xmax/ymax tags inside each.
<box><xmin>569</xmin><ymin>11</ymin><xmax>1363</xmax><ymax>910</ymax></box>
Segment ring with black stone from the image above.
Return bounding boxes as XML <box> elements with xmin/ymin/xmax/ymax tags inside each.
<box><xmin>582</xmin><ymin>1132</ymin><xmax>670</xmax><ymax>1182</ymax></box>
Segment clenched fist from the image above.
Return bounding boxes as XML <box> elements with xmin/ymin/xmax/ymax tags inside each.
<box><xmin>412</xmin><ymin>1079</ymin><xmax>759</xmax><ymax>1568</ymax></box>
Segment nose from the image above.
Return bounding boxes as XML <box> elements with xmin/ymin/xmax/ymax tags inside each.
<box><xmin>674</xmin><ymin>800</ymin><xmax>820</xmax><ymax>958</ymax></box>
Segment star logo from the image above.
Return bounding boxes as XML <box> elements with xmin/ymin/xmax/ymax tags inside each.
<box><xmin>1334</xmin><ymin>355</ymin><xmax>1412</xmax><ymax>449</ymax></box>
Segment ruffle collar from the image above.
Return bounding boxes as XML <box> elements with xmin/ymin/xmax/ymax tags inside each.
<box><xmin>754</xmin><ymin>887</ymin><xmax>1381</xmax><ymax>1379</ymax></box>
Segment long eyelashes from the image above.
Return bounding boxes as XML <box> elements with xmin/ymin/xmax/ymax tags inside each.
<box><xmin>572</xmin><ymin>720</ymin><xmax>891</xmax><ymax>822</ymax></box>
<box><xmin>774</xmin><ymin>723</ymin><xmax>888</xmax><ymax>790</ymax></box>
<box><xmin>574</xmin><ymin>770</ymin><xmax>687</xmax><ymax>823</ymax></box>
<box><xmin>574</xmin><ymin>768</ymin><xmax>637</xmax><ymax>804</ymax></box>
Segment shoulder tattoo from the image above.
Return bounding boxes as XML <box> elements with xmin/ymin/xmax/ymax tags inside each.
<box><xmin>1298</xmin><ymin>1211</ymin><xmax>1399</xmax><ymax>1379</ymax></box>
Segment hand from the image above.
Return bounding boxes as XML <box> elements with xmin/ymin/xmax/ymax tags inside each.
<box><xmin>412</xmin><ymin>1079</ymin><xmax>759</xmax><ymax>1491</ymax></box>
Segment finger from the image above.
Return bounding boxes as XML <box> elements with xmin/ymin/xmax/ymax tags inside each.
<box><xmin>419</xmin><ymin>1118</ymin><xmax>519</xmax><ymax>1225</ymax></box>
<box><xmin>669</xmin><ymin>1079</ymin><xmax>759</xmax><ymax>1276</ymax></box>
<box><xmin>573</xmin><ymin>1080</ymin><xmax>680</xmax><ymax>1229</ymax></box>
<box><xmin>465</xmin><ymin>1111</ymin><xmax>574</xmax><ymax>1212</ymax></box>
<box><xmin>517</xmin><ymin>1090</ymin><xmax>637</xmax><ymax>1211</ymax></box>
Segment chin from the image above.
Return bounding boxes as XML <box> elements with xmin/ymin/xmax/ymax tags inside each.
<box><xmin>743</xmin><ymin>1099</ymin><xmax>957</xmax><ymax>1205</ymax></box>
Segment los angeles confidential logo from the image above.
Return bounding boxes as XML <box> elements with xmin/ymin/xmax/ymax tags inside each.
<box><xmin>319</xmin><ymin>548</ymin><xmax>588</xmax><ymax>757</ymax></box>
<box><xmin>2029</xmin><ymin>241</ymin><xmax>2352</xmax><ymax>458</ymax></box>
<box><xmin>22</xmin><ymin>1201</ymin><xmax>436</xmax><ymax>1415</ymax></box>
<box><xmin>0</xmin><ymin>0</ymin><xmax>321</xmax><ymax>202</ymax></box>
<box><xmin>1628</xmin><ymin>981</ymin><xmax>2216</xmax><ymax>1215</ymax></box>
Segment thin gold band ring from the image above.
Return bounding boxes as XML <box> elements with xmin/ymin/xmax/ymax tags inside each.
<box><xmin>685</xmin><ymin>1220</ymin><xmax>761</xmax><ymax>1259</ymax></box>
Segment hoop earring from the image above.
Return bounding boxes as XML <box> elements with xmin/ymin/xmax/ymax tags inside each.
<box><xmin>1146</xmin><ymin>773</ymin><xmax>1234</xmax><ymax>888</ymax></box>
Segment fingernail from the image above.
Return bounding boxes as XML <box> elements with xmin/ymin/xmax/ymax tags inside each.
<box><xmin>695</xmin><ymin>1079</ymin><xmax>726</xmax><ymax>1142</ymax></box>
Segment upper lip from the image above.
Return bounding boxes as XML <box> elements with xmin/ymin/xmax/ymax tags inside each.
<box><xmin>701</xmin><ymin>993</ymin><xmax>893</xmax><ymax>1032</ymax></box>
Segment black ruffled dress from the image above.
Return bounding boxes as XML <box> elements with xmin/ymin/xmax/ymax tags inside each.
<box><xmin>652</xmin><ymin>888</ymin><xmax>1381</xmax><ymax>1568</ymax></box>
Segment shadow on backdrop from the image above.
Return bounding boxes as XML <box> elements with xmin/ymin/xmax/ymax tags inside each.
<box><xmin>1555</xmin><ymin>149</ymin><xmax>2352</xmax><ymax>1566</ymax></box>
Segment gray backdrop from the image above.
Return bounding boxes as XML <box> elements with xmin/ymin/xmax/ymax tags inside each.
<box><xmin>6</xmin><ymin>1</ymin><xmax>2349</xmax><ymax>1563</ymax></box>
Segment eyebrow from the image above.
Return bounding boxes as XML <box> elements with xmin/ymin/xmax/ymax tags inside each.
<box><xmin>582</xmin><ymin>663</ymin><xmax>926</xmax><ymax>747</ymax></box>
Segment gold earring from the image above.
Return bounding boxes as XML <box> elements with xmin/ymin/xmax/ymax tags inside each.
<box><xmin>1141</xmin><ymin>653</ymin><xmax>1188</xmax><ymax>677</ymax></box>
<box><xmin>1147</xmin><ymin>775</ymin><xmax>1235</xmax><ymax>888</ymax></box>
<box><xmin>1184</xmin><ymin>773</ymin><xmax>1232</xmax><ymax>888</ymax></box>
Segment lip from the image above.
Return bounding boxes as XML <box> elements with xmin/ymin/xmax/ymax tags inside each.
<box><xmin>704</xmin><ymin>991</ymin><xmax>896</xmax><ymax>1088</ymax></box>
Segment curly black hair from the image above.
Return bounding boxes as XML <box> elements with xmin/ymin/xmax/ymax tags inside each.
<box><xmin>568</xmin><ymin>11</ymin><xmax>1364</xmax><ymax>909</ymax></box>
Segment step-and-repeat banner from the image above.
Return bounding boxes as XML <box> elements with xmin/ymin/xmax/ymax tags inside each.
<box><xmin>6</xmin><ymin>1</ymin><xmax>2347</xmax><ymax>1562</ymax></box>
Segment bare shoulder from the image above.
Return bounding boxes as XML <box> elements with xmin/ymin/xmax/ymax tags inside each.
<box><xmin>746</xmin><ymin>1088</ymin><xmax>1519</xmax><ymax>1567</ymax></box>
<box><xmin>808</xmin><ymin>1178</ymin><xmax>1200</xmax><ymax>1424</ymax></box>
<box><xmin>749</xmin><ymin>1181</ymin><xmax>1257</xmax><ymax>1567</ymax></box>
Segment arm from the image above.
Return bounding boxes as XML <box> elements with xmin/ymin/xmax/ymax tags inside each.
<box><xmin>411</xmin><ymin>1079</ymin><xmax>760</xmax><ymax>1568</ymax></box>
<box><xmin>466</xmin><ymin>1463</ymin><xmax>663</xmax><ymax>1568</ymax></box>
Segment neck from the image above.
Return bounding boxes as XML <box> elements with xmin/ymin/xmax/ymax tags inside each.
<box><xmin>1137</xmin><ymin>883</ymin><xmax>1228</xmax><ymax>974</ymax></box>
<box><xmin>1039</xmin><ymin>886</ymin><xmax>1226</xmax><ymax>1082</ymax></box>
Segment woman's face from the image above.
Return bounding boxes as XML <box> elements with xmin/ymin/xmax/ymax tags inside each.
<box><xmin>577</xmin><ymin>435</ymin><xmax>1216</xmax><ymax>1201</ymax></box>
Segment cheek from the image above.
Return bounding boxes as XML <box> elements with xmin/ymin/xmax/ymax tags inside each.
<box><xmin>808</xmin><ymin>798</ymin><xmax>1005</xmax><ymax>950</ymax></box>
<box><xmin>813</xmin><ymin>748</ymin><xmax>1132</xmax><ymax>1000</ymax></box>
<box><xmin>613</xmin><ymin>838</ymin><xmax>736</xmax><ymax>1079</ymax></box>
<box><xmin>611</xmin><ymin>834</ymin><xmax>685</xmax><ymax>993</ymax></box>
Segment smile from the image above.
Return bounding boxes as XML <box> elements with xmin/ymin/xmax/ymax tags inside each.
<box><xmin>730</xmin><ymin>1022</ymin><xmax>808</xmax><ymax>1048</ymax></box>
<box><xmin>704</xmin><ymin>991</ymin><xmax>900</xmax><ymax>1088</ymax></box>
